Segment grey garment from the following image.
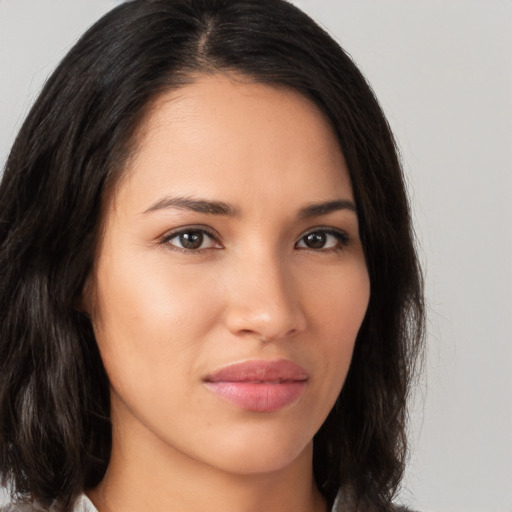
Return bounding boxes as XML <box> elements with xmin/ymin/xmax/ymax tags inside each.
<box><xmin>1</xmin><ymin>493</ymin><xmax>414</xmax><ymax>512</ymax></box>
<box><xmin>0</xmin><ymin>494</ymin><xmax>97</xmax><ymax>512</ymax></box>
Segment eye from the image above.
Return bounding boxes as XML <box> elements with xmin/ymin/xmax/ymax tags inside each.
<box><xmin>162</xmin><ymin>228</ymin><xmax>221</xmax><ymax>251</ymax></box>
<box><xmin>295</xmin><ymin>229</ymin><xmax>348</xmax><ymax>251</ymax></box>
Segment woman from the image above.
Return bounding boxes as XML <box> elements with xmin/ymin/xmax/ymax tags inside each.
<box><xmin>0</xmin><ymin>1</ymin><xmax>424</xmax><ymax>511</ymax></box>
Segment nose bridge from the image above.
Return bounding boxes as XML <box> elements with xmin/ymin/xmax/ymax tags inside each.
<box><xmin>224</xmin><ymin>248</ymin><xmax>306</xmax><ymax>341</ymax></box>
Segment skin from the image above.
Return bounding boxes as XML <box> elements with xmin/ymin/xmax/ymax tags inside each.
<box><xmin>85</xmin><ymin>74</ymin><xmax>370</xmax><ymax>512</ymax></box>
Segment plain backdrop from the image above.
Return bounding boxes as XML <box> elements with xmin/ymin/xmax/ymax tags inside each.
<box><xmin>1</xmin><ymin>1</ymin><xmax>511</xmax><ymax>511</ymax></box>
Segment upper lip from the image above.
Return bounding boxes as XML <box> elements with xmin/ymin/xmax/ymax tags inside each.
<box><xmin>204</xmin><ymin>359</ymin><xmax>309</xmax><ymax>383</ymax></box>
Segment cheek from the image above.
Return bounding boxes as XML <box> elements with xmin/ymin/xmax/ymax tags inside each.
<box><xmin>305</xmin><ymin>261</ymin><xmax>370</xmax><ymax>394</ymax></box>
<box><xmin>89</xmin><ymin>251</ymin><xmax>223</xmax><ymax>397</ymax></box>
<box><xmin>306</xmin><ymin>255</ymin><xmax>370</xmax><ymax>336</ymax></box>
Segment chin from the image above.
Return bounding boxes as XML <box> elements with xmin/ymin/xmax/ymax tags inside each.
<box><xmin>202</xmin><ymin>432</ymin><xmax>314</xmax><ymax>476</ymax></box>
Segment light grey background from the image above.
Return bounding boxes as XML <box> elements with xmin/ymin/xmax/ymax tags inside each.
<box><xmin>1</xmin><ymin>1</ymin><xmax>511</xmax><ymax>511</ymax></box>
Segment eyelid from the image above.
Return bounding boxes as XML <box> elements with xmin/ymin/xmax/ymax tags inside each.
<box><xmin>159</xmin><ymin>225</ymin><xmax>349</xmax><ymax>253</ymax></box>
<box><xmin>295</xmin><ymin>227</ymin><xmax>350</xmax><ymax>250</ymax></box>
<box><xmin>160</xmin><ymin>225</ymin><xmax>223</xmax><ymax>252</ymax></box>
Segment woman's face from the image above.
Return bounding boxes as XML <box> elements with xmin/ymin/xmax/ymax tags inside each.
<box><xmin>86</xmin><ymin>75</ymin><xmax>370</xmax><ymax>476</ymax></box>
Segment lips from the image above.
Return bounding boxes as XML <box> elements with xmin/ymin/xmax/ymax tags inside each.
<box><xmin>204</xmin><ymin>359</ymin><xmax>308</xmax><ymax>413</ymax></box>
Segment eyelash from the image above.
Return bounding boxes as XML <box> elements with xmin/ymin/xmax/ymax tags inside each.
<box><xmin>296</xmin><ymin>228</ymin><xmax>349</xmax><ymax>252</ymax></box>
<box><xmin>160</xmin><ymin>226</ymin><xmax>221</xmax><ymax>253</ymax></box>
<box><xmin>160</xmin><ymin>227</ymin><xmax>349</xmax><ymax>253</ymax></box>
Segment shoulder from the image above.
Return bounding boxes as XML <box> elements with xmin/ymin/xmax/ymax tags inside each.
<box><xmin>0</xmin><ymin>502</ymin><xmax>40</xmax><ymax>512</ymax></box>
<box><xmin>0</xmin><ymin>503</ymin><xmax>39</xmax><ymax>512</ymax></box>
<box><xmin>332</xmin><ymin>493</ymin><xmax>420</xmax><ymax>512</ymax></box>
<box><xmin>331</xmin><ymin>500</ymin><xmax>420</xmax><ymax>512</ymax></box>
<box><xmin>69</xmin><ymin>495</ymin><xmax>97</xmax><ymax>512</ymax></box>
<box><xmin>0</xmin><ymin>494</ymin><xmax>97</xmax><ymax>512</ymax></box>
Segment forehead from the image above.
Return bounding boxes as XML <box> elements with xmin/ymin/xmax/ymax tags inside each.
<box><xmin>115</xmin><ymin>74</ymin><xmax>352</xmax><ymax>211</ymax></box>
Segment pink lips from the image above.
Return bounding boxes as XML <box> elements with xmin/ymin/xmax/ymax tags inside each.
<box><xmin>204</xmin><ymin>359</ymin><xmax>308</xmax><ymax>413</ymax></box>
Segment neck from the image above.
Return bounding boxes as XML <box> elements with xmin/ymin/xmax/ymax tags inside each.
<box><xmin>87</xmin><ymin>408</ymin><xmax>327</xmax><ymax>512</ymax></box>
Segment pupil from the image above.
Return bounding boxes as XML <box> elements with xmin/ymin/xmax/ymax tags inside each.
<box><xmin>305</xmin><ymin>232</ymin><xmax>326</xmax><ymax>249</ymax></box>
<box><xmin>180</xmin><ymin>231</ymin><xmax>203</xmax><ymax>249</ymax></box>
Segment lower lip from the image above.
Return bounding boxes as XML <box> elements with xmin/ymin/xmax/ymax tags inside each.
<box><xmin>205</xmin><ymin>381</ymin><xmax>307</xmax><ymax>413</ymax></box>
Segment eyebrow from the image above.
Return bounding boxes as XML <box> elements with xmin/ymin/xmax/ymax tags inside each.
<box><xmin>144</xmin><ymin>196</ymin><xmax>356</xmax><ymax>218</ymax></box>
<box><xmin>144</xmin><ymin>196</ymin><xmax>239</xmax><ymax>216</ymax></box>
<box><xmin>298</xmin><ymin>199</ymin><xmax>357</xmax><ymax>218</ymax></box>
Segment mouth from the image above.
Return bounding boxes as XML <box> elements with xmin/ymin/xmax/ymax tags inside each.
<box><xmin>203</xmin><ymin>359</ymin><xmax>308</xmax><ymax>413</ymax></box>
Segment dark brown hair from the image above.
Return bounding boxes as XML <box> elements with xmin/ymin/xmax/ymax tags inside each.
<box><xmin>0</xmin><ymin>1</ymin><xmax>424</xmax><ymax>510</ymax></box>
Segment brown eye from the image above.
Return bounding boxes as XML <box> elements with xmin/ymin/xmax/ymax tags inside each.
<box><xmin>296</xmin><ymin>229</ymin><xmax>348</xmax><ymax>251</ymax></box>
<box><xmin>164</xmin><ymin>228</ymin><xmax>220</xmax><ymax>251</ymax></box>
<box><xmin>304</xmin><ymin>232</ymin><xmax>327</xmax><ymax>249</ymax></box>
<box><xmin>179</xmin><ymin>231</ymin><xmax>204</xmax><ymax>250</ymax></box>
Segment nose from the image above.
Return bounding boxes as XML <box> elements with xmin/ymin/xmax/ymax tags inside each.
<box><xmin>223</xmin><ymin>253</ymin><xmax>307</xmax><ymax>342</ymax></box>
